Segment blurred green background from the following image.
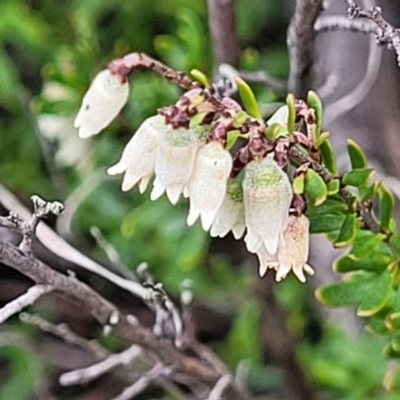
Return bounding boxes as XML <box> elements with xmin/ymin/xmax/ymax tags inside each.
<box><xmin>0</xmin><ymin>0</ymin><xmax>397</xmax><ymax>399</ymax></box>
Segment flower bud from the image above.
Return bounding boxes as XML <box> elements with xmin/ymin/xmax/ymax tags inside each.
<box><xmin>276</xmin><ymin>215</ymin><xmax>314</xmax><ymax>283</ymax></box>
<box><xmin>74</xmin><ymin>69</ymin><xmax>129</xmax><ymax>138</ymax></box>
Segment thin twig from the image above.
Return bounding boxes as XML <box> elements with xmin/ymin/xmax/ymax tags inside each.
<box><xmin>19</xmin><ymin>312</ymin><xmax>109</xmax><ymax>360</ymax></box>
<box><xmin>287</xmin><ymin>0</ymin><xmax>324</xmax><ymax>97</ymax></box>
<box><xmin>110</xmin><ymin>363</ymin><xmax>168</xmax><ymax>400</ymax></box>
<box><xmin>315</xmin><ymin>15</ymin><xmax>375</xmax><ymax>34</ymax></box>
<box><xmin>59</xmin><ymin>344</ymin><xmax>142</xmax><ymax>386</ymax></box>
<box><xmin>206</xmin><ymin>0</ymin><xmax>240</xmax><ymax>68</ymax></box>
<box><xmin>344</xmin><ymin>0</ymin><xmax>400</xmax><ymax>66</ymax></box>
<box><xmin>0</xmin><ymin>285</ymin><xmax>52</xmax><ymax>324</ymax></box>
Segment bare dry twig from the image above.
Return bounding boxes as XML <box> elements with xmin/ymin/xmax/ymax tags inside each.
<box><xmin>0</xmin><ymin>284</ymin><xmax>52</xmax><ymax>324</ymax></box>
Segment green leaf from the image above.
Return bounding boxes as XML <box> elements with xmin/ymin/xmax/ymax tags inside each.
<box><xmin>389</xmin><ymin>230</ymin><xmax>400</xmax><ymax>255</ymax></box>
<box><xmin>235</xmin><ymin>77</ymin><xmax>261</xmax><ymax>119</ymax></box>
<box><xmin>334</xmin><ymin>214</ymin><xmax>359</xmax><ymax>248</ymax></box>
<box><xmin>190</xmin><ymin>69</ymin><xmax>210</xmax><ymax>87</ymax></box>
<box><xmin>286</xmin><ymin>93</ymin><xmax>295</xmax><ymax>135</ymax></box>
<box><xmin>306</xmin><ymin>197</ymin><xmax>347</xmax><ymax>217</ymax></box>
<box><xmin>315</xmin><ymin>131</ymin><xmax>329</xmax><ymax>149</ymax></box>
<box><xmin>319</xmin><ymin>139</ymin><xmax>338</xmax><ymax>175</ymax></box>
<box><xmin>349</xmin><ymin>230</ymin><xmax>385</xmax><ymax>260</ymax></box>
<box><xmin>304</xmin><ymin>169</ymin><xmax>328</xmax><ymax>206</ymax></box>
<box><xmin>326</xmin><ymin>179</ymin><xmax>340</xmax><ymax>195</ymax></box>
<box><xmin>378</xmin><ymin>184</ymin><xmax>395</xmax><ymax>231</ymax></box>
<box><xmin>347</xmin><ymin>139</ymin><xmax>367</xmax><ymax>169</ymax></box>
<box><xmin>342</xmin><ymin>168</ymin><xmax>374</xmax><ymax>188</ymax></box>
<box><xmin>189</xmin><ymin>112</ymin><xmax>208</xmax><ymax>129</ymax></box>
<box><xmin>315</xmin><ymin>270</ymin><xmax>392</xmax><ymax>316</ymax></box>
<box><xmin>265</xmin><ymin>123</ymin><xmax>288</xmax><ymax>140</ymax></box>
<box><xmin>292</xmin><ymin>174</ymin><xmax>305</xmax><ymax>195</ymax></box>
<box><xmin>307</xmin><ymin>90</ymin><xmax>323</xmax><ymax>136</ymax></box>
<box><xmin>334</xmin><ymin>252</ymin><xmax>391</xmax><ymax>273</ymax></box>
<box><xmin>360</xmin><ymin>181</ymin><xmax>380</xmax><ymax>202</ymax></box>
<box><xmin>227</xmin><ymin>130</ymin><xmax>247</xmax><ymax>149</ymax></box>
<box><xmin>308</xmin><ymin>214</ymin><xmax>346</xmax><ymax>233</ymax></box>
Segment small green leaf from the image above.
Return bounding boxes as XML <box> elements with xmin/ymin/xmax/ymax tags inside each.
<box><xmin>190</xmin><ymin>69</ymin><xmax>210</xmax><ymax>87</ymax></box>
<box><xmin>319</xmin><ymin>139</ymin><xmax>338</xmax><ymax>175</ymax></box>
<box><xmin>235</xmin><ymin>77</ymin><xmax>261</xmax><ymax>119</ymax></box>
<box><xmin>334</xmin><ymin>252</ymin><xmax>391</xmax><ymax>273</ymax></box>
<box><xmin>315</xmin><ymin>131</ymin><xmax>329</xmax><ymax>149</ymax></box>
<box><xmin>326</xmin><ymin>179</ymin><xmax>340</xmax><ymax>195</ymax></box>
<box><xmin>360</xmin><ymin>181</ymin><xmax>380</xmax><ymax>202</ymax></box>
<box><xmin>189</xmin><ymin>112</ymin><xmax>208</xmax><ymax>129</ymax></box>
<box><xmin>349</xmin><ymin>230</ymin><xmax>385</xmax><ymax>260</ymax></box>
<box><xmin>292</xmin><ymin>174</ymin><xmax>305</xmax><ymax>194</ymax></box>
<box><xmin>389</xmin><ymin>230</ymin><xmax>400</xmax><ymax>255</ymax></box>
<box><xmin>265</xmin><ymin>123</ymin><xmax>288</xmax><ymax>140</ymax></box>
<box><xmin>334</xmin><ymin>214</ymin><xmax>359</xmax><ymax>248</ymax></box>
<box><xmin>347</xmin><ymin>139</ymin><xmax>367</xmax><ymax>169</ymax></box>
<box><xmin>308</xmin><ymin>214</ymin><xmax>346</xmax><ymax>233</ymax></box>
<box><xmin>307</xmin><ymin>90</ymin><xmax>323</xmax><ymax>136</ymax></box>
<box><xmin>304</xmin><ymin>169</ymin><xmax>328</xmax><ymax>206</ymax></box>
<box><xmin>306</xmin><ymin>197</ymin><xmax>347</xmax><ymax>217</ymax></box>
<box><xmin>378</xmin><ymin>184</ymin><xmax>395</xmax><ymax>232</ymax></box>
<box><xmin>315</xmin><ymin>270</ymin><xmax>392</xmax><ymax>316</ymax></box>
<box><xmin>286</xmin><ymin>93</ymin><xmax>295</xmax><ymax>135</ymax></box>
<box><xmin>342</xmin><ymin>168</ymin><xmax>374</xmax><ymax>188</ymax></box>
<box><xmin>227</xmin><ymin>130</ymin><xmax>247</xmax><ymax>149</ymax></box>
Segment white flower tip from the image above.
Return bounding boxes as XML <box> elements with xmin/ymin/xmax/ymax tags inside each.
<box><xmin>121</xmin><ymin>178</ymin><xmax>136</xmax><ymax>192</ymax></box>
<box><xmin>138</xmin><ymin>176</ymin><xmax>151</xmax><ymax>194</ymax></box>
<box><xmin>200</xmin><ymin>212</ymin><xmax>216</xmax><ymax>231</ymax></box>
<box><xmin>166</xmin><ymin>187</ymin><xmax>182</xmax><ymax>205</ymax></box>
<box><xmin>264</xmin><ymin>237</ymin><xmax>279</xmax><ymax>256</ymax></box>
<box><xmin>304</xmin><ymin>264</ymin><xmax>315</xmax><ymax>276</ymax></box>
<box><xmin>259</xmin><ymin>264</ymin><xmax>268</xmax><ymax>277</ymax></box>
<box><xmin>107</xmin><ymin>164</ymin><xmax>124</xmax><ymax>176</ymax></box>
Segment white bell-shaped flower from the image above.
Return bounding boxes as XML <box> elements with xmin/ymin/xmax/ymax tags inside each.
<box><xmin>107</xmin><ymin>115</ymin><xmax>165</xmax><ymax>192</ymax></box>
<box><xmin>255</xmin><ymin>245</ymin><xmax>279</xmax><ymax>277</ymax></box>
<box><xmin>187</xmin><ymin>141</ymin><xmax>233</xmax><ymax>231</ymax></box>
<box><xmin>210</xmin><ymin>182</ymin><xmax>245</xmax><ymax>239</ymax></box>
<box><xmin>275</xmin><ymin>215</ymin><xmax>314</xmax><ymax>283</ymax></box>
<box><xmin>74</xmin><ymin>69</ymin><xmax>129</xmax><ymax>139</ymax></box>
<box><xmin>151</xmin><ymin>125</ymin><xmax>198</xmax><ymax>205</ymax></box>
<box><xmin>243</xmin><ymin>156</ymin><xmax>292</xmax><ymax>255</ymax></box>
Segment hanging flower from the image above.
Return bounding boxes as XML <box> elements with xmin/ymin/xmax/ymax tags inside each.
<box><xmin>74</xmin><ymin>69</ymin><xmax>129</xmax><ymax>139</ymax></box>
<box><xmin>243</xmin><ymin>156</ymin><xmax>292</xmax><ymax>255</ymax></box>
<box><xmin>275</xmin><ymin>215</ymin><xmax>314</xmax><ymax>283</ymax></box>
<box><xmin>210</xmin><ymin>181</ymin><xmax>245</xmax><ymax>239</ymax></box>
<box><xmin>187</xmin><ymin>141</ymin><xmax>233</xmax><ymax>231</ymax></box>
<box><xmin>107</xmin><ymin>115</ymin><xmax>165</xmax><ymax>193</ymax></box>
<box><xmin>150</xmin><ymin>125</ymin><xmax>198</xmax><ymax>205</ymax></box>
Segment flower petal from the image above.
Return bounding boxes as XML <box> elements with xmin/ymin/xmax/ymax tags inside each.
<box><xmin>256</xmin><ymin>245</ymin><xmax>278</xmax><ymax>277</ymax></box>
<box><xmin>75</xmin><ymin>70</ymin><xmax>129</xmax><ymax>138</ymax></box>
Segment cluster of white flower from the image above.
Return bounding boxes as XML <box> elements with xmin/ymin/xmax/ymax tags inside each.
<box><xmin>75</xmin><ymin>68</ymin><xmax>314</xmax><ymax>283</ymax></box>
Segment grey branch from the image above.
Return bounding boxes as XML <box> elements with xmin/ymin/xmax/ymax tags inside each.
<box><xmin>59</xmin><ymin>344</ymin><xmax>142</xmax><ymax>386</ymax></box>
<box><xmin>344</xmin><ymin>1</ymin><xmax>400</xmax><ymax>66</ymax></box>
<box><xmin>110</xmin><ymin>363</ymin><xmax>168</xmax><ymax>400</ymax></box>
<box><xmin>315</xmin><ymin>15</ymin><xmax>375</xmax><ymax>34</ymax></box>
<box><xmin>20</xmin><ymin>312</ymin><xmax>109</xmax><ymax>360</ymax></box>
<box><xmin>0</xmin><ymin>284</ymin><xmax>52</xmax><ymax>324</ymax></box>
<box><xmin>207</xmin><ymin>0</ymin><xmax>240</xmax><ymax>68</ymax></box>
<box><xmin>0</xmin><ymin>240</ymin><xmax>224</xmax><ymax>384</ymax></box>
<box><xmin>287</xmin><ymin>0</ymin><xmax>324</xmax><ymax>97</ymax></box>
